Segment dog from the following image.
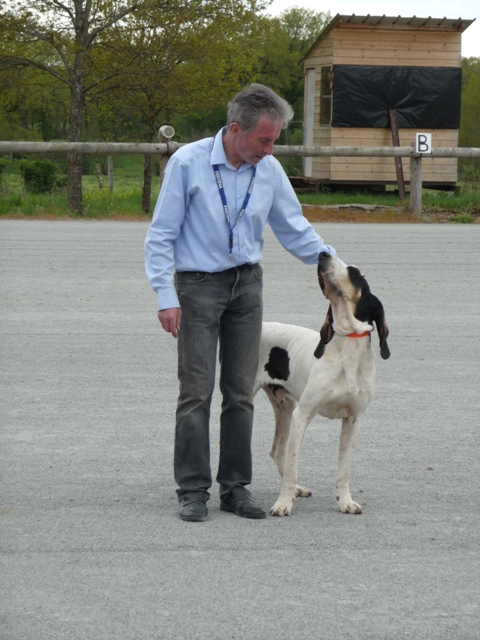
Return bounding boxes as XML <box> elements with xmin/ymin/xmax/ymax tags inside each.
<box><xmin>253</xmin><ymin>251</ymin><xmax>390</xmax><ymax>516</ymax></box>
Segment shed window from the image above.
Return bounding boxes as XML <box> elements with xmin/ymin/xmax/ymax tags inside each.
<box><xmin>320</xmin><ymin>66</ymin><xmax>332</xmax><ymax>125</ymax></box>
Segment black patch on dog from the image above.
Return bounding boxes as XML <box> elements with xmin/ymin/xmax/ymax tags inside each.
<box><xmin>264</xmin><ymin>347</ymin><xmax>290</xmax><ymax>381</ymax></box>
<box><xmin>315</xmin><ymin>304</ymin><xmax>334</xmax><ymax>359</ymax></box>
<box><xmin>349</xmin><ymin>270</ymin><xmax>390</xmax><ymax>360</ymax></box>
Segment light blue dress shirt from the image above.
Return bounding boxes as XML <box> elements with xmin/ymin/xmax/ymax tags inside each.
<box><xmin>145</xmin><ymin>128</ymin><xmax>339</xmax><ymax>310</ymax></box>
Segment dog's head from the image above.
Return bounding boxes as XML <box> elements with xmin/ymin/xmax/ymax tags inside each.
<box><xmin>314</xmin><ymin>252</ymin><xmax>390</xmax><ymax>360</ymax></box>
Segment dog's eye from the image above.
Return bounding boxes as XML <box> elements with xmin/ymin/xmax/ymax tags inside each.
<box><xmin>333</xmin><ymin>287</ymin><xmax>342</xmax><ymax>296</ymax></box>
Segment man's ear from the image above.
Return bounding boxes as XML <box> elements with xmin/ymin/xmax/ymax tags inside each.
<box><xmin>229</xmin><ymin>122</ymin><xmax>241</xmax><ymax>138</ymax></box>
<box><xmin>314</xmin><ymin>305</ymin><xmax>334</xmax><ymax>359</ymax></box>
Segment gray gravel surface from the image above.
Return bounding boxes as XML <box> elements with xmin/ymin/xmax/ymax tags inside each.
<box><xmin>1</xmin><ymin>220</ymin><xmax>479</xmax><ymax>639</ymax></box>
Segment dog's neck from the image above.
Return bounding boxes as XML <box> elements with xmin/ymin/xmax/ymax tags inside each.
<box><xmin>332</xmin><ymin>319</ymin><xmax>373</xmax><ymax>338</ymax></box>
<box><xmin>346</xmin><ymin>330</ymin><xmax>371</xmax><ymax>338</ymax></box>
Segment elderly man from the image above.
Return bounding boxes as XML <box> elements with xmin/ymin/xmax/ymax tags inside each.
<box><xmin>145</xmin><ymin>83</ymin><xmax>341</xmax><ymax>522</ymax></box>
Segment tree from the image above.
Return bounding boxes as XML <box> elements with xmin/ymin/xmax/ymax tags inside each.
<box><xmin>0</xmin><ymin>1</ymin><xmax>164</xmax><ymax>211</ymax></box>
<box><xmin>460</xmin><ymin>57</ymin><xmax>480</xmax><ymax>146</ymax></box>
<box><xmin>96</xmin><ymin>0</ymin><xmax>267</xmax><ymax>212</ymax></box>
<box><xmin>254</xmin><ymin>7</ymin><xmax>331</xmax><ymax>125</ymax></box>
<box><xmin>0</xmin><ymin>0</ymin><xmax>268</xmax><ymax>212</ymax></box>
<box><xmin>459</xmin><ymin>57</ymin><xmax>480</xmax><ymax>172</ymax></box>
<box><xmin>0</xmin><ymin>62</ymin><xmax>69</xmax><ymax>142</ymax></box>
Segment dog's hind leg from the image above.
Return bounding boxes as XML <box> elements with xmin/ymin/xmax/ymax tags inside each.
<box><xmin>263</xmin><ymin>388</ymin><xmax>311</xmax><ymax>499</ymax></box>
<box><xmin>336</xmin><ymin>415</ymin><xmax>362</xmax><ymax>514</ymax></box>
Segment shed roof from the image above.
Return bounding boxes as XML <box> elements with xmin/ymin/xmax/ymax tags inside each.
<box><xmin>303</xmin><ymin>14</ymin><xmax>476</xmax><ymax>61</ymax></box>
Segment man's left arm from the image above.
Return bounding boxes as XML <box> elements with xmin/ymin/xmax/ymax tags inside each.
<box><xmin>267</xmin><ymin>165</ymin><xmax>340</xmax><ymax>265</ymax></box>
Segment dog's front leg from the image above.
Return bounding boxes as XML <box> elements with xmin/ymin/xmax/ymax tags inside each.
<box><xmin>270</xmin><ymin>405</ymin><xmax>311</xmax><ymax>516</ymax></box>
<box><xmin>336</xmin><ymin>415</ymin><xmax>362</xmax><ymax>514</ymax></box>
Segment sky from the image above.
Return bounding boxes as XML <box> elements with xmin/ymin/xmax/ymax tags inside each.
<box><xmin>267</xmin><ymin>0</ymin><xmax>479</xmax><ymax>58</ymax></box>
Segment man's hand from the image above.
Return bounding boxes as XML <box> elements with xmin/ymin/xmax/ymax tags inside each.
<box><xmin>158</xmin><ymin>308</ymin><xmax>182</xmax><ymax>338</ymax></box>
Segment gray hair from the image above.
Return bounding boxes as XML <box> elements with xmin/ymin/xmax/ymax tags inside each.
<box><xmin>227</xmin><ymin>83</ymin><xmax>294</xmax><ymax>132</ymax></box>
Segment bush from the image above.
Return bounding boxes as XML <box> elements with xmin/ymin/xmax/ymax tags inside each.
<box><xmin>0</xmin><ymin>157</ymin><xmax>9</xmax><ymax>175</ymax></box>
<box><xmin>459</xmin><ymin>161</ymin><xmax>480</xmax><ymax>191</ymax></box>
<box><xmin>55</xmin><ymin>174</ymin><xmax>68</xmax><ymax>189</ymax></box>
<box><xmin>0</xmin><ymin>157</ymin><xmax>9</xmax><ymax>194</ymax></box>
<box><xmin>450</xmin><ymin>212</ymin><xmax>475</xmax><ymax>223</ymax></box>
<box><xmin>18</xmin><ymin>159</ymin><xmax>57</xmax><ymax>193</ymax></box>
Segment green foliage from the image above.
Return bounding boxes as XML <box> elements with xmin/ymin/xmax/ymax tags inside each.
<box><xmin>0</xmin><ymin>156</ymin><xmax>9</xmax><ymax>194</ymax></box>
<box><xmin>460</xmin><ymin>57</ymin><xmax>480</xmax><ymax>172</ymax></box>
<box><xmin>173</xmin><ymin>108</ymin><xmax>228</xmax><ymax>141</ymax></box>
<box><xmin>459</xmin><ymin>163</ymin><xmax>480</xmax><ymax>190</ymax></box>
<box><xmin>254</xmin><ymin>8</ymin><xmax>331</xmax><ymax>120</ymax></box>
<box><xmin>0</xmin><ymin>156</ymin><xmax>9</xmax><ymax>175</ymax></box>
<box><xmin>18</xmin><ymin>159</ymin><xmax>58</xmax><ymax>193</ymax></box>
<box><xmin>450</xmin><ymin>212</ymin><xmax>475</xmax><ymax>223</ymax></box>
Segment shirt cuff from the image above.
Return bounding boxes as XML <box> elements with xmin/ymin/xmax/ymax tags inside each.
<box><xmin>157</xmin><ymin>287</ymin><xmax>180</xmax><ymax>311</ymax></box>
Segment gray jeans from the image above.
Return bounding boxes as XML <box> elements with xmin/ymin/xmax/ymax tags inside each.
<box><xmin>174</xmin><ymin>264</ymin><xmax>263</xmax><ymax>502</ymax></box>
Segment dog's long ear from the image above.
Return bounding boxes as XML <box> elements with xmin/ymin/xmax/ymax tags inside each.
<box><xmin>314</xmin><ymin>304</ymin><xmax>334</xmax><ymax>359</ymax></box>
<box><xmin>370</xmin><ymin>295</ymin><xmax>390</xmax><ymax>360</ymax></box>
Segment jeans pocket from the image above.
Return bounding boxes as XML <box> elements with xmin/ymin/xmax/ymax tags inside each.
<box><xmin>253</xmin><ymin>264</ymin><xmax>263</xmax><ymax>281</ymax></box>
<box><xmin>176</xmin><ymin>271</ymin><xmax>208</xmax><ymax>283</ymax></box>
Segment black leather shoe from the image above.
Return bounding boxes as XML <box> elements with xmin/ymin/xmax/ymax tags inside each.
<box><xmin>220</xmin><ymin>494</ymin><xmax>266</xmax><ymax>519</ymax></box>
<box><xmin>179</xmin><ymin>500</ymin><xmax>208</xmax><ymax>522</ymax></box>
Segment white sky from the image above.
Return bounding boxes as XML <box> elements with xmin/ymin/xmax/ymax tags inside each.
<box><xmin>267</xmin><ymin>0</ymin><xmax>479</xmax><ymax>58</ymax></box>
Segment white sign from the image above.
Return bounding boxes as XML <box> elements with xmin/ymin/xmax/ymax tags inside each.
<box><xmin>416</xmin><ymin>133</ymin><xmax>432</xmax><ymax>154</ymax></box>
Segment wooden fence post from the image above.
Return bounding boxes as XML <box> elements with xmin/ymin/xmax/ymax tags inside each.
<box><xmin>95</xmin><ymin>163</ymin><xmax>103</xmax><ymax>189</ymax></box>
<box><xmin>159</xmin><ymin>153</ymin><xmax>168</xmax><ymax>186</ymax></box>
<box><xmin>389</xmin><ymin>109</ymin><xmax>406</xmax><ymax>199</ymax></box>
<box><xmin>410</xmin><ymin>145</ymin><xmax>423</xmax><ymax>216</ymax></box>
<box><xmin>157</xmin><ymin>138</ymin><xmax>169</xmax><ymax>186</ymax></box>
<box><xmin>107</xmin><ymin>156</ymin><xmax>113</xmax><ymax>192</ymax></box>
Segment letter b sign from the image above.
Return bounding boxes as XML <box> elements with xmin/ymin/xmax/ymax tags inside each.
<box><xmin>416</xmin><ymin>133</ymin><xmax>432</xmax><ymax>154</ymax></box>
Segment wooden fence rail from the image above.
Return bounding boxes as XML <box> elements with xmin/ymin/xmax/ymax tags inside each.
<box><xmin>1</xmin><ymin>141</ymin><xmax>479</xmax><ymax>215</ymax></box>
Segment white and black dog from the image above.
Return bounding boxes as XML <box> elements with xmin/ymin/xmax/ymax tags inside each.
<box><xmin>253</xmin><ymin>252</ymin><xmax>390</xmax><ymax>516</ymax></box>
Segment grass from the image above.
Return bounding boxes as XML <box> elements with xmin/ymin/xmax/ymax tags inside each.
<box><xmin>299</xmin><ymin>190</ymin><xmax>403</xmax><ymax>207</ymax></box>
<box><xmin>298</xmin><ymin>186</ymin><xmax>480</xmax><ymax>211</ymax></box>
<box><xmin>0</xmin><ymin>155</ymin><xmax>159</xmax><ymax>219</ymax></box>
<box><xmin>1</xmin><ymin>154</ymin><xmax>479</xmax><ymax>222</ymax></box>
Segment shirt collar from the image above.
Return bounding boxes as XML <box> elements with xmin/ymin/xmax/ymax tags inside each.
<box><xmin>210</xmin><ymin>127</ymin><xmax>253</xmax><ymax>172</ymax></box>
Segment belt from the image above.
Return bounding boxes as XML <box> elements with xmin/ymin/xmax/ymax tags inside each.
<box><xmin>178</xmin><ymin>263</ymin><xmax>258</xmax><ymax>276</ymax></box>
<box><xmin>224</xmin><ymin>263</ymin><xmax>258</xmax><ymax>273</ymax></box>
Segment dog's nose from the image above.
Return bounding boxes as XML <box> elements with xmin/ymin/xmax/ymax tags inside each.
<box><xmin>319</xmin><ymin>251</ymin><xmax>330</xmax><ymax>259</ymax></box>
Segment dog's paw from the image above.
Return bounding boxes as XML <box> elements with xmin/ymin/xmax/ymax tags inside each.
<box><xmin>295</xmin><ymin>485</ymin><xmax>312</xmax><ymax>498</ymax></box>
<box><xmin>270</xmin><ymin>500</ymin><xmax>294</xmax><ymax>517</ymax></box>
<box><xmin>338</xmin><ymin>499</ymin><xmax>362</xmax><ymax>514</ymax></box>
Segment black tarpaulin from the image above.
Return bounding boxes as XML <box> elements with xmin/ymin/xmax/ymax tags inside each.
<box><xmin>331</xmin><ymin>65</ymin><xmax>462</xmax><ymax>129</ymax></box>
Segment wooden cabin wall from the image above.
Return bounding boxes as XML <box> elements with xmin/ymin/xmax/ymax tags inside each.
<box><xmin>330</xmin><ymin>128</ymin><xmax>458</xmax><ymax>183</ymax></box>
<box><xmin>332</xmin><ymin>25</ymin><xmax>462</xmax><ymax>67</ymax></box>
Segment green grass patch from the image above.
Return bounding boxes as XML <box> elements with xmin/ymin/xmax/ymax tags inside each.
<box><xmin>449</xmin><ymin>212</ymin><xmax>475</xmax><ymax>223</ymax></box>
<box><xmin>298</xmin><ymin>186</ymin><xmax>480</xmax><ymax>218</ymax></box>
<box><xmin>422</xmin><ymin>188</ymin><xmax>480</xmax><ymax>212</ymax></box>
<box><xmin>0</xmin><ymin>156</ymin><xmax>159</xmax><ymax>218</ymax></box>
<box><xmin>298</xmin><ymin>190</ymin><xmax>404</xmax><ymax>207</ymax></box>
<box><xmin>0</xmin><ymin>185</ymin><xmax>157</xmax><ymax>219</ymax></box>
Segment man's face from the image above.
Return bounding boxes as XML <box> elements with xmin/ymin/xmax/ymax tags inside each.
<box><xmin>229</xmin><ymin>116</ymin><xmax>283</xmax><ymax>166</ymax></box>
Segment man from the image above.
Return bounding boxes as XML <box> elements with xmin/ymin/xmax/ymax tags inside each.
<box><xmin>145</xmin><ymin>83</ymin><xmax>341</xmax><ymax>522</ymax></box>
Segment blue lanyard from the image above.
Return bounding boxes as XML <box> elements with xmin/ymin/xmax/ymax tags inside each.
<box><xmin>210</xmin><ymin>136</ymin><xmax>256</xmax><ymax>262</ymax></box>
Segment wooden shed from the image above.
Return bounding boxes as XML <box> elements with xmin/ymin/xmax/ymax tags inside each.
<box><xmin>302</xmin><ymin>14</ymin><xmax>475</xmax><ymax>190</ymax></box>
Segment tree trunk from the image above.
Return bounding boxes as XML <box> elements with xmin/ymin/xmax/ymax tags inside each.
<box><xmin>142</xmin><ymin>153</ymin><xmax>153</xmax><ymax>214</ymax></box>
<box><xmin>67</xmin><ymin>74</ymin><xmax>85</xmax><ymax>213</ymax></box>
